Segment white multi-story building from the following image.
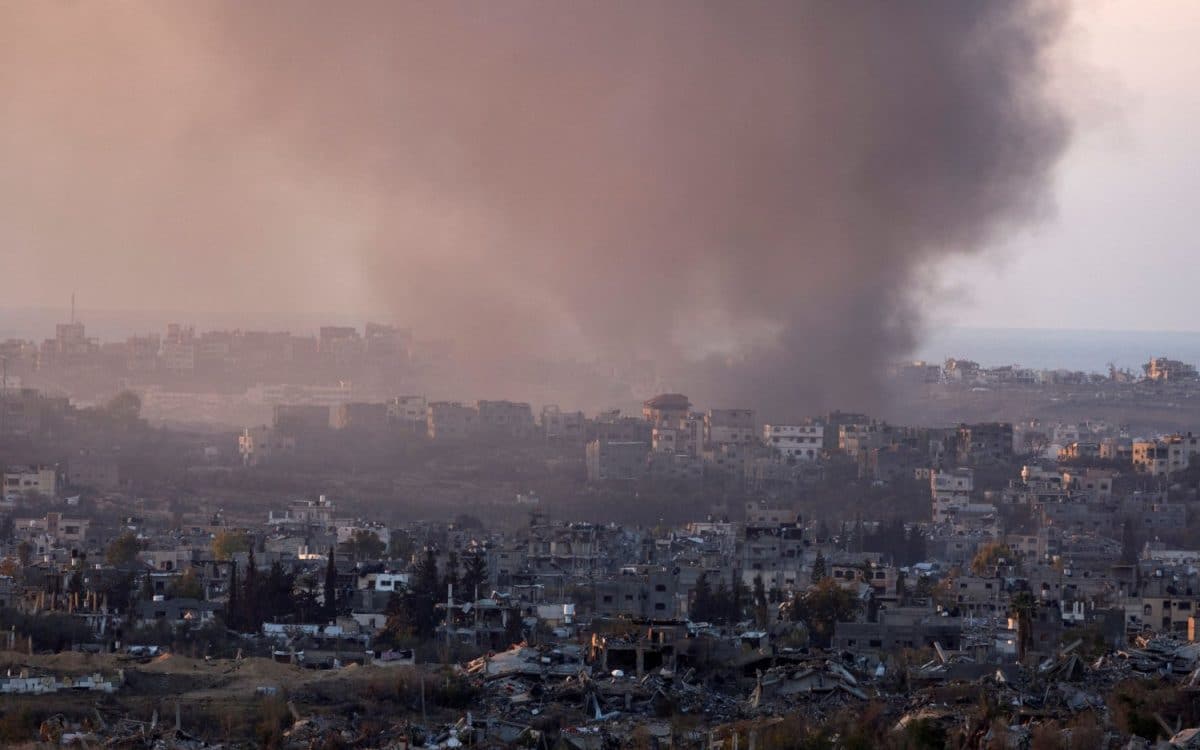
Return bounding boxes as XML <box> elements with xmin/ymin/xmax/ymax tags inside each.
<box><xmin>931</xmin><ymin>468</ymin><xmax>974</xmax><ymax>523</ymax></box>
<box><xmin>268</xmin><ymin>496</ymin><xmax>338</xmax><ymax>527</ymax></box>
<box><xmin>762</xmin><ymin>423</ymin><xmax>824</xmax><ymax>461</ymax></box>
<box><xmin>248</xmin><ymin>382</ymin><xmax>352</xmax><ymax>408</ymax></box>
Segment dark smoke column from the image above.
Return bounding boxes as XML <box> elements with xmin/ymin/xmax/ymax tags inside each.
<box><xmin>232</xmin><ymin>0</ymin><xmax>1068</xmax><ymax>415</ymax></box>
<box><xmin>0</xmin><ymin>2</ymin><xmax>1070</xmax><ymax>415</ymax></box>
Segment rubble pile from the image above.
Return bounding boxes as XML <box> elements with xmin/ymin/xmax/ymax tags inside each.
<box><xmin>19</xmin><ymin>630</ymin><xmax>1200</xmax><ymax>747</ymax></box>
<box><xmin>36</xmin><ymin>710</ymin><xmax>216</xmax><ymax>749</ymax></box>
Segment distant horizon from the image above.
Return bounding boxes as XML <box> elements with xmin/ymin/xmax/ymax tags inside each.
<box><xmin>5</xmin><ymin>304</ymin><xmax>1200</xmax><ymax>378</ymax></box>
<box><xmin>5</xmin><ymin>304</ymin><xmax>1200</xmax><ymax>337</ymax></box>
<box><xmin>915</xmin><ymin>327</ymin><xmax>1200</xmax><ymax>373</ymax></box>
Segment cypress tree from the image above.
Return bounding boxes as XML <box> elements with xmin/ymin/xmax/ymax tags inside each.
<box><xmin>407</xmin><ymin>548</ymin><xmax>440</xmax><ymax>639</ymax></box>
<box><xmin>444</xmin><ymin>551</ymin><xmax>460</xmax><ymax>598</ymax></box>
<box><xmin>461</xmin><ymin>551</ymin><xmax>488</xmax><ymax>600</ymax></box>
<box><xmin>324</xmin><ymin>546</ymin><xmax>338</xmax><ymax>619</ymax></box>
<box><xmin>811</xmin><ymin>551</ymin><xmax>827</xmax><ymax>583</ymax></box>
<box><xmin>244</xmin><ymin>548</ymin><xmax>259</xmax><ymax>628</ymax></box>
<box><xmin>692</xmin><ymin>573</ymin><xmax>713</xmax><ymax>623</ymax></box>
<box><xmin>227</xmin><ymin>560</ymin><xmax>240</xmax><ymax>630</ymax></box>
<box><xmin>713</xmin><ymin>579</ymin><xmax>730</xmax><ymax>625</ymax></box>
<box><xmin>752</xmin><ymin>574</ymin><xmax>768</xmax><ymax>629</ymax></box>
<box><xmin>731</xmin><ymin>572</ymin><xmax>747</xmax><ymax>624</ymax></box>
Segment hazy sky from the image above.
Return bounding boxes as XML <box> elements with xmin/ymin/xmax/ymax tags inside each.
<box><xmin>0</xmin><ymin>0</ymin><xmax>1191</xmax><ymax>348</ymax></box>
<box><xmin>939</xmin><ymin>0</ymin><xmax>1200</xmax><ymax>332</ymax></box>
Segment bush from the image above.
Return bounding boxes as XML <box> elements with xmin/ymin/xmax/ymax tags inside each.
<box><xmin>0</xmin><ymin>707</ymin><xmax>38</xmax><ymax>744</ymax></box>
<box><xmin>254</xmin><ymin>696</ymin><xmax>294</xmax><ymax>749</ymax></box>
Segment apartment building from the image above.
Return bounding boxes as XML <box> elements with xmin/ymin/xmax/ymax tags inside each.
<box><xmin>704</xmin><ymin>409</ymin><xmax>756</xmax><ymax>446</ymax></box>
<box><xmin>427</xmin><ymin>402</ymin><xmax>478</xmax><ymax>440</ymax></box>
<box><xmin>4</xmin><ymin>465</ymin><xmax>58</xmax><ymax>499</ymax></box>
<box><xmin>931</xmin><ymin>468</ymin><xmax>974</xmax><ymax>523</ymax></box>
<box><xmin>762</xmin><ymin>423</ymin><xmax>823</xmax><ymax>461</ymax></box>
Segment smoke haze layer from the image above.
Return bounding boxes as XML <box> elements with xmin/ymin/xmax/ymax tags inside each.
<box><xmin>0</xmin><ymin>2</ymin><xmax>1069</xmax><ymax>414</ymax></box>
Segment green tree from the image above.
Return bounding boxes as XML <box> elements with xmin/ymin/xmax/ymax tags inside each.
<box><xmin>1011</xmin><ymin>590</ymin><xmax>1038</xmax><ymax>661</ymax></box>
<box><xmin>262</xmin><ymin>562</ymin><xmax>296</xmax><ymax>622</ymax></box>
<box><xmin>1120</xmin><ymin>517</ymin><xmax>1140</xmax><ymax>565</ymax></box>
<box><xmin>810</xmin><ymin>551</ymin><xmax>827</xmax><ymax>583</ymax></box>
<box><xmin>106</xmin><ymin>390</ymin><xmax>142</xmax><ymax>424</ymax></box>
<box><xmin>713</xmin><ymin>579</ymin><xmax>731</xmax><ymax>624</ymax></box>
<box><xmin>106</xmin><ymin>532</ymin><xmax>143</xmax><ymax>565</ymax></box>
<box><xmin>731</xmin><ymin>573</ymin><xmax>747</xmax><ymax>624</ymax></box>
<box><xmin>692</xmin><ymin>572</ymin><xmax>713</xmax><ymax>622</ymax></box>
<box><xmin>970</xmin><ymin>542</ymin><xmax>1015</xmax><ymax>576</ymax></box>
<box><xmin>340</xmin><ymin>530</ymin><xmax>385</xmax><ymax>561</ymax></box>
<box><xmin>211</xmin><ymin>531</ymin><xmax>250</xmax><ymax>561</ymax></box>
<box><xmin>139</xmin><ymin>572</ymin><xmax>155</xmax><ymax>602</ymax></box>
<box><xmin>791</xmin><ymin>578</ymin><xmax>859</xmax><ymax>647</ymax></box>
<box><xmin>405</xmin><ymin>548</ymin><xmax>441</xmax><ymax>639</ymax></box>
<box><xmin>242</xmin><ymin>547</ymin><xmax>260</xmax><ymax>627</ymax></box>
<box><xmin>323</xmin><ymin>547</ymin><xmax>339</xmax><ymax>618</ymax></box>
<box><xmin>376</xmin><ymin>590</ymin><xmax>412</xmax><ymax>648</ymax></box>
<box><xmin>388</xmin><ymin>533</ymin><xmax>415</xmax><ymax>561</ymax></box>
<box><xmin>460</xmin><ymin>551</ymin><xmax>488</xmax><ymax>600</ymax></box>
<box><xmin>170</xmin><ymin>567</ymin><xmax>204</xmax><ymax>600</ymax></box>
<box><xmin>227</xmin><ymin>560</ymin><xmax>240</xmax><ymax>629</ymax></box>
<box><xmin>444</xmin><ymin>551</ymin><xmax>460</xmax><ymax>597</ymax></box>
<box><xmin>67</xmin><ymin>567</ymin><xmax>84</xmax><ymax>597</ymax></box>
<box><xmin>752</xmin><ymin>574</ymin><xmax>769</xmax><ymax>629</ymax></box>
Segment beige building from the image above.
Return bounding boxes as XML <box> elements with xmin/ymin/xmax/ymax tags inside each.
<box><xmin>1132</xmin><ymin>433</ymin><xmax>1200</xmax><ymax>476</ymax></box>
<box><xmin>14</xmin><ymin>512</ymin><xmax>88</xmax><ymax>545</ymax></box>
<box><xmin>3</xmin><ymin>465</ymin><xmax>57</xmax><ymax>499</ymax></box>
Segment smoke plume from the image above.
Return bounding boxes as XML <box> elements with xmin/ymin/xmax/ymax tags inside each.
<box><xmin>0</xmin><ymin>2</ymin><xmax>1069</xmax><ymax>414</ymax></box>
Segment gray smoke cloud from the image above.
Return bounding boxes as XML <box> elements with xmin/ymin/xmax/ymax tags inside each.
<box><xmin>0</xmin><ymin>2</ymin><xmax>1069</xmax><ymax>415</ymax></box>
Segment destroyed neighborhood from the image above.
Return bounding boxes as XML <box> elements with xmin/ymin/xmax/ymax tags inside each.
<box><xmin>5</xmin><ymin>329</ymin><xmax>1200</xmax><ymax>748</ymax></box>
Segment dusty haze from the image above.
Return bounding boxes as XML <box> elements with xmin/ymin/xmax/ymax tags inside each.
<box><xmin>0</xmin><ymin>2</ymin><xmax>1069</xmax><ymax>414</ymax></box>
